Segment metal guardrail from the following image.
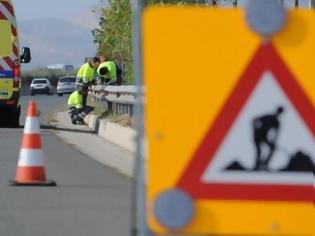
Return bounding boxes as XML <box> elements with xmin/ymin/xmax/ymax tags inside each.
<box><xmin>89</xmin><ymin>85</ymin><xmax>142</xmax><ymax>117</ymax></box>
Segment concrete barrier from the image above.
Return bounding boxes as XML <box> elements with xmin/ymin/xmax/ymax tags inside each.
<box><xmin>99</xmin><ymin>120</ymin><xmax>136</xmax><ymax>152</ymax></box>
<box><xmin>84</xmin><ymin>114</ymin><xmax>99</xmax><ymax>133</ymax></box>
<box><xmin>84</xmin><ymin>114</ymin><xmax>137</xmax><ymax>153</ymax></box>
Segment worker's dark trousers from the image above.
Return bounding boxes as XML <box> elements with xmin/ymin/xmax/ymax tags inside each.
<box><xmin>68</xmin><ymin>106</ymin><xmax>94</xmax><ymax>124</ymax></box>
<box><xmin>69</xmin><ymin>108</ymin><xmax>84</xmax><ymax>124</ymax></box>
<box><xmin>82</xmin><ymin>93</ymin><xmax>88</xmax><ymax>107</ymax></box>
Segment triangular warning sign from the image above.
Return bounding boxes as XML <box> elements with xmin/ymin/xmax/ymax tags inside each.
<box><xmin>177</xmin><ymin>43</ymin><xmax>315</xmax><ymax>202</ymax></box>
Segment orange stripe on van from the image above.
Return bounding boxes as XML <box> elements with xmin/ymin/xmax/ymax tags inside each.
<box><xmin>11</xmin><ymin>25</ymin><xmax>16</xmax><ymax>35</ymax></box>
<box><xmin>0</xmin><ymin>10</ymin><xmax>5</xmax><ymax>19</ymax></box>
<box><xmin>13</xmin><ymin>45</ymin><xmax>18</xmax><ymax>57</ymax></box>
<box><xmin>3</xmin><ymin>57</ymin><xmax>13</xmax><ymax>69</ymax></box>
<box><xmin>21</xmin><ymin>134</ymin><xmax>42</xmax><ymax>149</ymax></box>
<box><xmin>1</xmin><ymin>1</ymin><xmax>14</xmax><ymax>16</ymax></box>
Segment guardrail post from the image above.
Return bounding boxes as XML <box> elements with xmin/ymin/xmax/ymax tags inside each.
<box><xmin>107</xmin><ymin>101</ymin><xmax>113</xmax><ymax>114</ymax></box>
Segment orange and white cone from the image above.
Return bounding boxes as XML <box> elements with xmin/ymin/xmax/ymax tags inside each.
<box><xmin>11</xmin><ymin>101</ymin><xmax>56</xmax><ymax>186</ymax></box>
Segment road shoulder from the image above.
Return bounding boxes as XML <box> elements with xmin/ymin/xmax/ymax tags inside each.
<box><xmin>50</xmin><ymin>111</ymin><xmax>135</xmax><ymax>177</ymax></box>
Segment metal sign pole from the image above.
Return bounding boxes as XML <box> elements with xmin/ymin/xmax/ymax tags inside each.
<box><xmin>131</xmin><ymin>0</ymin><xmax>147</xmax><ymax>236</ymax></box>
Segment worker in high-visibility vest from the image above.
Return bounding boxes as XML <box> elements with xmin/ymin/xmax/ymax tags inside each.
<box><xmin>77</xmin><ymin>57</ymin><xmax>100</xmax><ymax>84</ymax></box>
<box><xmin>76</xmin><ymin>56</ymin><xmax>100</xmax><ymax>106</ymax></box>
<box><xmin>97</xmin><ymin>60</ymin><xmax>117</xmax><ymax>84</ymax></box>
<box><xmin>67</xmin><ymin>84</ymin><xmax>93</xmax><ymax>125</ymax></box>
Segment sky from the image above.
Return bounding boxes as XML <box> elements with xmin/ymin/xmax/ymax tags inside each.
<box><xmin>10</xmin><ymin>0</ymin><xmax>105</xmax><ymax>68</ymax></box>
<box><xmin>12</xmin><ymin>0</ymin><xmax>103</xmax><ymax>23</ymax></box>
<box><xmin>9</xmin><ymin>0</ymin><xmax>311</xmax><ymax>68</ymax></box>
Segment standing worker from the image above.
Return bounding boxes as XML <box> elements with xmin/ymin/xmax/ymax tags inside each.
<box><xmin>252</xmin><ymin>106</ymin><xmax>285</xmax><ymax>171</ymax></box>
<box><xmin>76</xmin><ymin>56</ymin><xmax>100</xmax><ymax>106</ymax></box>
<box><xmin>67</xmin><ymin>84</ymin><xmax>93</xmax><ymax>125</ymax></box>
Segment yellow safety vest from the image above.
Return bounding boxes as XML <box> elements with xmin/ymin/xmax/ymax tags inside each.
<box><xmin>68</xmin><ymin>91</ymin><xmax>83</xmax><ymax>109</ymax></box>
<box><xmin>97</xmin><ymin>61</ymin><xmax>117</xmax><ymax>80</ymax></box>
<box><xmin>77</xmin><ymin>63</ymin><xmax>96</xmax><ymax>84</ymax></box>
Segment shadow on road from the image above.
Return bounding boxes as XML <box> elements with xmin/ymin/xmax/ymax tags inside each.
<box><xmin>0</xmin><ymin>124</ymin><xmax>94</xmax><ymax>134</ymax></box>
<box><xmin>40</xmin><ymin>124</ymin><xmax>95</xmax><ymax>134</ymax></box>
<box><xmin>0</xmin><ymin>124</ymin><xmax>24</xmax><ymax>129</ymax></box>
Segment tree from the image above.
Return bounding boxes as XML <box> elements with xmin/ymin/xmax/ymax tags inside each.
<box><xmin>93</xmin><ymin>0</ymin><xmax>133</xmax><ymax>83</ymax></box>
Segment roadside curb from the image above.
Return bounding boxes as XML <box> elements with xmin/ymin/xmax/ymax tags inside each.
<box><xmin>84</xmin><ymin>114</ymin><xmax>137</xmax><ymax>153</ymax></box>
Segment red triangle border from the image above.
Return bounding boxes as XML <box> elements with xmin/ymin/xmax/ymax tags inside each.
<box><xmin>177</xmin><ymin>43</ymin><xmax>314</xmax><ymax>202</ymax></box>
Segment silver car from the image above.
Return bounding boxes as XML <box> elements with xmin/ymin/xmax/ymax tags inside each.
<box><xmin>57</xmin><ymin>76</ymin><xmax>76</xmax><ymax>96</ymax></box>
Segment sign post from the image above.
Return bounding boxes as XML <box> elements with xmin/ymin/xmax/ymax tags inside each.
<box><xmin>132</xmin><ymin>0</ymin><xmax>147</xmax><ymax>236</ymax></box>
<box><xmin>143</xmin><ymin>0</ymin><xmax>314</xmax><ymax>235</ymax></box>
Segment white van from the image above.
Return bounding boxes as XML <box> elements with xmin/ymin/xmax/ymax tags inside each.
<box><xmin>0</xmin><ymin>0</ymin><xmax>31</xmax><ymax>127</ymax></box>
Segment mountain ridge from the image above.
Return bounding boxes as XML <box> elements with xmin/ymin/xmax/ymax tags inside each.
<box><xmin>18</xmin><ymin>18</ymin><xmax>97</xmax><ymax>69</ymax></box>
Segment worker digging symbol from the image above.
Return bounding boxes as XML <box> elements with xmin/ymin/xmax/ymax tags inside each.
<box><xmin>253</xmin><ymin>106</ymin><xmax>284</xmax><ymax>171</ymax></box>
<box><xmin>224</xmin><ymin>105</ymin><xmax>315</xmax><ymax>173</ymax></box>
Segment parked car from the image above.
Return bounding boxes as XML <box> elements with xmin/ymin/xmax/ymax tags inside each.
<box><xmin>30</xmin><ymin>78</ymin><xmax>53</xmax><ymax>96</ymax></box>
<box><xmin>56</xmin><ymin>76</ymin><xmax>76</xmax><ymax>96</ymax></box>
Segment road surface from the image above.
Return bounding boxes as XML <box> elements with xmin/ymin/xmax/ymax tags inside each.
<box><xmin>0</xmin><ymin>94</ymin><xmax>132</xmax><ymax>236</ymax></box>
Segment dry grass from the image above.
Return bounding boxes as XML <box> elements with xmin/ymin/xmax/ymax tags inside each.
<box><xmin>88</xmin><ymin>98</ymin><xmax>135</xmax><ymax>128</ymax></box>
<box><xmin>107</xmin><ymin>114</ymin><xmax>135</xmax><ymax>128</ymax></box>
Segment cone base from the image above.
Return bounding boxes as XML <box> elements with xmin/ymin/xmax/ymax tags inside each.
<box><xmin>10</xmin><ymin>180</ymin><xmax>57</xmax><ymax>187</ymax></box>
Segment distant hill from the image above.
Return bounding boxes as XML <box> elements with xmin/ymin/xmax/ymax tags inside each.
<box><xmin>18</xmin><ymin>18</ymin><xmax>97</xmax><ymax>69</ymax></box>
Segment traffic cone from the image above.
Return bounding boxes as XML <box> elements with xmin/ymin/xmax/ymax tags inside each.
<box><xmin>11</xmin><ymin>101</ymin><xmax>56</xmax><ymax>186</ymax></box>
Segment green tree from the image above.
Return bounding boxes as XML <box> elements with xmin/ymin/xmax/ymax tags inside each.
<box><xmin>93</xmin><ymin>0</ymin><xmax>132</xmax><ymax>83</ymax></box>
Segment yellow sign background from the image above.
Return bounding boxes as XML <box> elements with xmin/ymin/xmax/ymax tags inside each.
<box><xmin>143</xmin><ymin>7</ymin><xmax>314</xmax><ymax>235</ymax></box>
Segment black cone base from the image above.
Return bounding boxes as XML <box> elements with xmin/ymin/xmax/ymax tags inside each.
<box><xmin>10</xmin><ymin>180</ymin><xmax>57</xmax><ymax>186</ymax></box>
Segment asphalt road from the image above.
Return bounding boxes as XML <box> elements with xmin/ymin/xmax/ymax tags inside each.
<box><xmin>0</xmin><ymin>94</ymin><xmax>132</xmax><ymax>236</ymax></box>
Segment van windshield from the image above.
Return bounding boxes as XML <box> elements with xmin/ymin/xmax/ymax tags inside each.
<box><xmin>0</xmin><ymin>20</ymin><xmax>12</xmax><ymax>57</ymax></box>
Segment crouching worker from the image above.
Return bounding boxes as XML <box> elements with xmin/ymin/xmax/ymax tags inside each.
<box><xmin>97</xmin><ymin>60</ymin><xmax>117</xmax><ymax>85</ymax></box>
<box><xmin>67</xmin><ymin>84</ymin><xmax>94</xmax><ymax>125</ymax></box>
